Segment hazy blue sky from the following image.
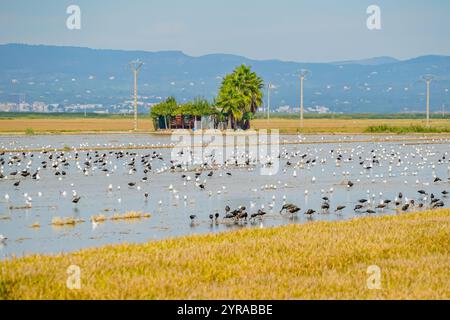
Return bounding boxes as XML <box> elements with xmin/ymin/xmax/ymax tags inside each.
<box><xmin>1</xmin><ymin>0</ymin><xmax>449</xmax><ymax>62</ymax></box>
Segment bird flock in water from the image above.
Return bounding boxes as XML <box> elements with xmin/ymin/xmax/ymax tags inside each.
<box><xmin>0</xmin><ymin>137</ymin><xmax>449</xmax><ymax>246</ymax></box>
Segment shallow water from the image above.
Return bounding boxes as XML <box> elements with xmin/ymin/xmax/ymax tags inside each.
<box><xmin>0</xmin><ymin>134</ymin><xmax>449</xmax><ymax>258</ymax></box>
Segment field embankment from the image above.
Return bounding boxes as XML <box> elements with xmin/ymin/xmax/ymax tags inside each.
<box><xmin>1</xmin><ymin>209</ymin><xmax>449</xmax><ymax>300</ymax></box>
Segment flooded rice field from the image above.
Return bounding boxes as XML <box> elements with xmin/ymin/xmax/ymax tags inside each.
<box><xmin>0</xmin><ymin>133</ymin><xmax>449</xmax><ymax>258</ymax></box>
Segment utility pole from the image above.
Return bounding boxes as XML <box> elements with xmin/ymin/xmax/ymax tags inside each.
<box><xmin>267</xmin><ymin>83</ymin><xmax>274</xmax><ymax>120</ymax></box>
<box><xmin>130</xmin><ymin>60</ymin><xmax>144</xmax><ymax>131</ymax></box>
<box><xmin>299</xmin><ymin>70</ymin><xmax>310</xmax><ymax>127</ymax></box>
<box><xmin>421</xmin><ymin>74</ymin><xmax>434</xmax><ymax>127</ymax></box>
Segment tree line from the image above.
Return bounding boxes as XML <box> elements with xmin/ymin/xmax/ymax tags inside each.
<box><xmin>150</xmin><ymin>64</ymin><xmax>264</xmax><ymax>130</ymax></box>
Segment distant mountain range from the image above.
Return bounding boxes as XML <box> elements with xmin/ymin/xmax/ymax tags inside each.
<box><xmin>0</xmin><ymin>43</ymin><xmax>449</xmax><ymax>113</ymax></box>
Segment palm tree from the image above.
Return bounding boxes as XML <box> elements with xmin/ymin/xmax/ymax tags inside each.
<box><xmin>216</xmin><ymin>81</ymin><xmax>245</xmax><ymax>129</ymax></box>
<box><xmin>216</xmin><ymin>65</ymin><xmax>264</xmax><ymax>129</ymax></box>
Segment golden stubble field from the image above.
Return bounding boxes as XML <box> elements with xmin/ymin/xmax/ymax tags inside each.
<box><xmin>0</xmin><ymin>118</ymin><xmax>155</xmax><ymax>133</ymax></box>
<box><xmin>1</xmin><ymin>209</ymin><xmax>449</xmax><ymax>300</ymax></box>
<box><xmin>252</xmin><ymin>118</ymin><xmax>450</xmax><ymax>133</ymax></box>
<box><xmin>1</xmin><ymin>118</ymin><xmax>450</xmax><ymax>134</ymax></box>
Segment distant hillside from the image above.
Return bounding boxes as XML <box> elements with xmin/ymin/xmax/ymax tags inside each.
<box><xmin>0</xmin><ymin>43</ymin><xmax>449</xmax><ymax>113</ymax></box>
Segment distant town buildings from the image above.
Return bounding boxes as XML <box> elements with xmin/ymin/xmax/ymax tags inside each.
<box><xmin>0</xmin><ymin>101</ymin><xmax>157</xmax><ymax>114</ymax></box>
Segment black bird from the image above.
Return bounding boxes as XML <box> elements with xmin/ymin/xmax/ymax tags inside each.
<box><xmin>250</xmin><ymin>213</ymin><xmax>259</xmax><ymax>220</ymax></box>
<box><xmin>226</xmin><ymin>172</ymin><xmax>232</xmax><ymax>176</ymax></box>
<box><xmin>358</xmin><ymin>199</ymin><xmax>368</xmax><ymax>204</ymax></box>
<box><xmin>418</xmin><ymin>190</ymin><xmax>427</xmax><ymax>195</ymax></box>
<box><xmin>347</xmin><ymin>181</ymin><xmax>354</xmax><ymax>188</ymax></box>
<box><xmin>128</xmin><ymin>182</ymin><xmax>136</xmax><ymax>187</ymax></box>
<box><xmin>354</xmin><ymin>204</ymin><xmax>364</xmax><ymax>211</ymax></box>
<box><xmin>280</xmin><ymin>203</ymin><xmax>298</xmax><ymax>213</ymax></box>
<box><xmin>225</xmin><ymin>205</ymin><xmax>231</xmax><ymax>213</ymax></box>
<box><xmin>366</xmin><ymin>209</ymin><xmax>376</xmax><ymax>214</ymax></box>
<box><xmin>214</xmin><ymin>212</ymin><xmax>219</xmax><ymax>220</ymax></box>
<box><xmin>251</xmin><ymin>209</ymin><xmax>267</xmax><ymax>220</ymax></box>
<box><xmin>305</xmin><ymin>209</ymin><xmax>316</xmax><ymax>215</ymax></box>
<box><xmin>442</xmin><ymin>191</ymin><xmax>449</xmax><ymax>197</ymax></box>
<box><xmin>431</xmin><ymin>198</ymin><xmax>440</xmax><ymax>204</ymax></box>
<box><xmin>288</xmin><ymin>206</ymin><xmax>301</xmax><ymax>215</ymax></box>
<box><xmin>189</xmin><ymin>215</ymin><xmax>196</xmax><ymax>221</ymax></box>
<box><xmin>257</xmin><ymin>209</ymin><xmax>267</xmax><ymax>217</ymax></box>
<box><xmin>237</xmin><ymin>211</ymin><xmax>248</xmax><ymax>221</ymax></box>
<box><xmin>20</xmin><ymin>171</ymin><xmax>30</xmax><ymax>177</ymax></box>
<box><xmin>401</xmin><ymin>204</ymin><xmax>410</xmax><ymax>212</ymax></box>
<box><xmin>398</xmin><ymin>192</ymin><xmax>403</xmax><ymax>199</ymax></box>
<box><xmin>433</xmin><ymin>201</ymin><xmax>444</xmax><ymax>208</ymax></box>
<box><xmin>434</xmin><ymin>177</ymin><xmax>442</xmax><ymax>183</ymax></box>
<box><xmin>72</xmin><ymin>196</ymin><xmax>81</xmax><ymax>204</ymax></box>
<box><xmin>209</xmin><ymin>214</ymin><xmax>214</xmax><ymax>221</ymax></box>
<box><xmin>13</xmin><ymin>181</ymin><xmax>20</xmax><ymax>187</ymax></box>
<box><xmin>335</xmin><ymin>206</ymin><xmax>346</xmax><ymax>213</ymax></box>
